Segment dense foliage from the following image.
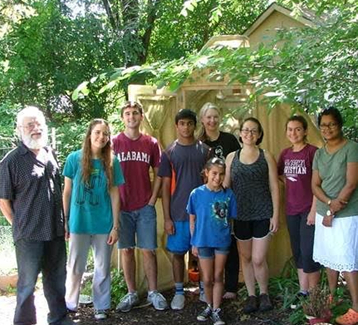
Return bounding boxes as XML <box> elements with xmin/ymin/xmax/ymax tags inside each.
<box><xmin>0</xmin><ymin>0</ymin><xmax>357</xmax><ymax>143</ymax></box>
<box><xmin>92</xmin><ymin>0</ymin><xmax>358</xmax><ymax>132</ymax></box>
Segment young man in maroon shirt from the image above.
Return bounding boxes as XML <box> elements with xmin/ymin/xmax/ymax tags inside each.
<box><xmin>112</xmin><ymin>101</ymin><xmax>167</xmax><ymax>312</ymax></box>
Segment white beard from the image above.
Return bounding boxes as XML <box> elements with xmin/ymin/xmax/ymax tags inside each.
<box><xmin>21</xmin><ymin>129</ymin><xmax>48</xmax><ymax>150</ymax></box>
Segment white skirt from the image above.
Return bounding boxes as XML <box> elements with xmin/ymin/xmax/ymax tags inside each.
<box><xmin>313</xmin><ymin>213</ymin><xmax>358</xmax><ymax>272</ymax></box>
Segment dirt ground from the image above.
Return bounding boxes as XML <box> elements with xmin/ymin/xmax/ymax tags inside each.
<box><xmin>1</xmin><ymin>287</ymin><xmax>293</xmax><ymax>325</ymax></box>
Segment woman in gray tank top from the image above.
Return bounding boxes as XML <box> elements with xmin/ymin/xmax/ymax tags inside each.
<box><xmin>224</xmin><ymin>117</ymin><xmax>279</xmax><ymax>314</ymax></box>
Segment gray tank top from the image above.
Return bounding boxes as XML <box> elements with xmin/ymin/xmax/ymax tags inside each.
<box><xmin>231</xmin><ymin>148</ymin><xmax>273</xmax><ymax>221</ymax></box>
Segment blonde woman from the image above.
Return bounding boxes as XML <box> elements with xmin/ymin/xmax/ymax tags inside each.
<box><xmin>198</xmin><ymin>102</ymin><xmax>241</xmax><ymax>300</ymax></box>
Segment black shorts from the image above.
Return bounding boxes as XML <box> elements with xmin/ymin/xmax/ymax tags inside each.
<box><xmin>234</xmin><ymin>219</ymin><xmax>270</xmax><ymax>241</ymax></box>
<box><xmin>287</xmin><ymin>212</ymin><xmax>321</xmax><ymax>273</ymax></box>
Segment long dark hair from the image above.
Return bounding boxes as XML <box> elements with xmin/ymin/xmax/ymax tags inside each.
<box><xmin>81</xmin><ymin>119</ymin><xmax>113</xmax><ymax>191</ymax></box>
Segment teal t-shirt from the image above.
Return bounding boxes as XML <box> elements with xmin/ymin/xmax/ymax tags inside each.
<box><xmin>313</xmin><ymin>140</ymin><xmax>358</xmax><ymax>218</ymax></box>
<box><xmin>63</xmin><ymin>150</ymin><xmax>124</xmax><ymax>234</ymax></box>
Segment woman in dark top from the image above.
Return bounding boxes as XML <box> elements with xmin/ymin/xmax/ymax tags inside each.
<box><xmin>198</xmin><ymin>102</ymin><xmax>241</xmax><ymax>299</ymax></box>
<box><xmin>224</xmin><ymin>117</ymin><xmax>279</xmax><ymax>313</ymax></box>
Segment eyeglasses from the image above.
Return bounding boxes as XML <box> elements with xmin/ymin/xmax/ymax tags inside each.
<box><xmin>22</xmin><ymin>121</ymin><xmax>42</xmax><ymax>130</ymax></box>
<box><xmin>319</xmin><ymin>122</ymin><xmax>338</xmax><ymax>130</ymax></box>
<box><xmin>241</xmin><ymin>128</ymin><xmax>259</xmax><ymax>135</ymax></box>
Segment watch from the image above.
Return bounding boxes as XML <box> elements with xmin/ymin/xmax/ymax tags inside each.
<box><xmin>326</xmin><ymin>210</ymin><xmax>332</xmax><ymax>216</ymax></box>
<box><xmin>327</xmin><ymin>199</ymin><xmax>332</xmax><ymax>205</ymax></box>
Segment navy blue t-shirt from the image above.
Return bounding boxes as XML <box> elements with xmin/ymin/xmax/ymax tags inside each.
<box><xmin>158</xmin><ymin>140</ymin><xmax>210</xmax><ymax>222</ymax></box>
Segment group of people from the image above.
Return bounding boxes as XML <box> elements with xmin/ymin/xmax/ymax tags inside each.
<box><xmin>0</xmin><ymin>102</ymin><xmax>357</xmax><ymax>325</ymax></box>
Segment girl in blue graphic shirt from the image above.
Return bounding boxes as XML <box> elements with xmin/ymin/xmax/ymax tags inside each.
<box><xmin>63</xmin><ymin>119</ymin><xmax>124</xmax><ymax>320</ymax></box>
<box><xmin>187</xmin><ymin>157</ymin><xmax>237</xmax><ymax>325</ymax></box>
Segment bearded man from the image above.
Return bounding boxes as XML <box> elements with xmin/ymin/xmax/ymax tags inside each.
<box><xmin>0</xmin><ymin>106</ymin><xmax>73</xmax><ymax>325</ymax></box>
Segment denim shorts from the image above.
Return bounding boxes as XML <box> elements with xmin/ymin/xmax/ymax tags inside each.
<box><xmin>118</xmin><ymin>204</ymin><xmax>157</xmax><ymax>250</ymax></box>
<box><xmin>166</xmin><ymin>221</ymin><xmax>190</xmax><ymax>255</ymax></box>
<box><xmin>198</xmin><ymin>247</ymin><xmax>230</xmax><ymax>259</ymax></box>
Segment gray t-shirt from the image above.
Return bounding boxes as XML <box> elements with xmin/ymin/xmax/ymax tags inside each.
<box><xmin>158</xmin><ymin>140</ymin><xmax>210</xmax><ymax>222</ymax></box>
<box><xmin>313</xmin><ymin>140</ymin><xmax>358</xmax><ymax>218</ymax></box>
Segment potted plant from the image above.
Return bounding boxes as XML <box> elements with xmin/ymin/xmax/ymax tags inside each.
<box><xmin>302</xmin><ymin>286</ymin><xmax>332</xmax><ymax>325</ymax></box>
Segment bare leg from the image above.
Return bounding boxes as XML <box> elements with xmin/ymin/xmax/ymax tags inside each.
<box><xmin>343</xmin><ymin>271</ymin><xmax>358</xmax><ymax>311</ymax></box>
<box><xmin>297</xmin><ymin>268</ymin><xmax>309</xmax><ymax>292</ymax></box>
<box><xmin>237</xmin><ymin>240</ymin><xmax>255</xmax><ymax>296</ymax></box>
<box><xmin>307</xmin><ymin>271</ymin><xmax>320</xmax><ymax>290</ymax></box>
<box><xmin>121</xmin><ymin>248</ymin><xmax>136</xmax><ymax>292</ymax></box>
<box><xmin>172</xmin><ymin>253</ymin><xmax>185</xmax><ymax>283</ymax></box>
<box><xmin>251</xmin><ymin>236</ymin><xmax>270</xmax><ymax>294</ymax></box>
<box><xmin>326</xmin><ymin>268</ymin><xmax>339</xmax><ymax>294</ymax></box>
<box><xmin>142</xmin><ymin>249</ymin><xmax>157</xmax><ymax>291</ymax></box>
<box><xmin>213</xmin><ymin>254</ymin><xmax>227</xmax><ymax>310</ymax></box>
<box><xmin>199</xmin><ymin>258</ymin><xmax>214</xmax><ymax>306</ymax></box>
<box><xmin>142</xmin><ymin>249</ymin><xmax>158</xmax><ymax>291</ymax></box>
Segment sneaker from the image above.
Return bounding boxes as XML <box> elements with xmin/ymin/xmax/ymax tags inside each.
<box><xmin>290</xmin><ymin>291</ymin><xmax>308</xmax><ymax>310</ymax></box>
<box><xmin>170</xmin><ymin>294</ymin><xmax>185</xmax><ymax>310</ymax></box>
<box><xmin>211</xmin><ymin>308</ymin><xmax>225</xmax><ymax>325</ymax></box>
<box><xmin>94</xmin><ymin>310</ymin><xmax>107</xmax><ymax>320</ymax></box>
<box><xmin>197</xmin><ymin>305</ymin><xmax>212</xmax><ymax>321</ymax></box>
<box><xmin>199</xmin><ymin>291</ymin><xmax>206</xmax><ymax>303</ymax></box>
<box><xmin>147</xmin><ymin>291</ymin><xmax>168</xmax><ymax>311</ymax></box>
<box><xmin>243</xmin><ymin>295</ymin><xmax>258</xmax><ymax>314</ymax></box>
<box><xmin>259</xmin><ymin>293</ymin><xmax>273</xmax><ymax>312</ymax></box>
<box><xmin>223</xmin><ymin>291</ymin><xmax>237</xmax><ymax>300</ymax></box>
<box><xmin>116</xmin><ymin>292</ymin><xmax>139</xmax><ymax>313</ymax></box>
<box><xmin>53</xmin><ymin>316</ymin><xmax>75</xmax><ymax>325</ymax></box>
<box><xmin>336</xmin><ymin>308</ymin><xmax>358</xmax><ymax>325</ymax></box>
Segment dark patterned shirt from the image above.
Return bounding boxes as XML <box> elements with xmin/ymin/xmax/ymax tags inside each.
<box><xmin>231</xmin><ymin>148</ymin><xmax>273</xmax><ymax>221</ymax></box>
<box><xmin>204</xmin><ymin>131</ymin><xmax>240</xmax><ymax>159</ymax></box>
<box><xmin>0</xmin><ymin>142</ymin><xmax>64</xmax><ymax>242</ymax></box>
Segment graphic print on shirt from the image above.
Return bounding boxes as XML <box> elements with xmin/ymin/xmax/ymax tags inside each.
<box><xmin>212</xmin><ymin>199</ymin><xmax>230</xmax><ymax>227</ymax></box>
<box><xmin>76</xmin><ymin>168</ymin><xmax>103</xmax><ymax>206</ymax></box>
<box><xmin>284</xmin><ymin>159</ymin><xmax>307</xmax><ymax>182</ymax></box>
<box><xmin>117</xmin><ymin>151</ymin><xmax>150</xmax><ymax>164</ymax></box>
<box><xmin>213</xmin><ymin>145</ymin><xmax>224</xmax><ymax>159</ymax></box>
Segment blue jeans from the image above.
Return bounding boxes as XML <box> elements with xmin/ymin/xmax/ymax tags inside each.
<box><xmin>14</xmin><ymin>237</ymin><xmax>67</xmax><ymax>325</ymax></box>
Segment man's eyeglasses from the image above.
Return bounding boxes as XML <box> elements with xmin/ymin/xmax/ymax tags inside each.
<box><xmin>22</xmin><ymin>122</ymin><xmax>42</xmax><ymax>130</ymax></box>
<box><xmin>319</xmin><ymin>123</ymin><xmax>338</xmax><ymax>130</ymax></box>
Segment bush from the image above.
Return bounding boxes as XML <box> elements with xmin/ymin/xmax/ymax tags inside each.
<box><xmin>111</xmin><ymin>269</ymin><xmax>127</xmax><ymax>306</ymax></box>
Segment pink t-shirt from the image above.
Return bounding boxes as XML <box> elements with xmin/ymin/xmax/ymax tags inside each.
<box><xmin>112</xmin><ymin>133</ymin><xmax>161</xmax><ymax>211</ymax></box>
<box><xmin>277</xmin><ymin>144</ymin><xmax>317</xmax><ymax>215</ymax></box>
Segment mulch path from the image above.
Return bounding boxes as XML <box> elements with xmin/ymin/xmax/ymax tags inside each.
<box><xmin>1</xmin><ymin>287</ymin><xmax>293</xmax><ymax>325</ymax></box>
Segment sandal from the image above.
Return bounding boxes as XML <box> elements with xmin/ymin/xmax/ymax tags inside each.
<box><xmin>336</xmin><ymin>308</ymin><xmax>358</xmax><ymax>325</ymax></box>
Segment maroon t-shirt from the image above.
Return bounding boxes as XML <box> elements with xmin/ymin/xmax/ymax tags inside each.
<box><xmin>277</xmin><ymin>144</ymin><xmax>317</xmax><ymax>215</ymax></box>
<box><xmin>112</xmin><ymin>133</ymin><xmax>161</xmax><ymax>211</ymax></box>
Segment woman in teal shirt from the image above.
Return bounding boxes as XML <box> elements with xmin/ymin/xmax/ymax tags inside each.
<box><xmin>312</xmin><ymin>107</ymin><xmax>358</xmax><ymax>325</ymax></box>
<box><xmin>63</xmin><ymin>119</ymin><xmax>124</xmax><ymax>320</ymax></box>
